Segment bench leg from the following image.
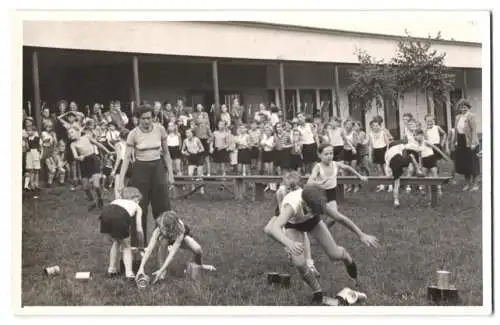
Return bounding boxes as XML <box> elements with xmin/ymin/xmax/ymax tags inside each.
<box><xmin>431</xmin><ymin>185</ymin><xmax>438</xmax><ymax>207</ymax></box>
<box><xmin>337</xmin><ymin>184</ymin><xmax>345</xmax><ymax>202</ymax></box>
<box><xmin>255</xmin><ymin>183</ymin><xmax>265</xmax><ymax>201</ymax></box>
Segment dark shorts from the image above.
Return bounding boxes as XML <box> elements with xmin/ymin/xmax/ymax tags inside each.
<box><xmin>79</xmin><ymin>154</ymin><xmax>100</xmax><ymax>179</ymax></box>
<box><xmin>250</xmin><ymin>147</ymin><xmax>260</xmax><ymax>160</ymax></box>
<box><xmin>199</xmin><ymin>139</ymin><xmax>210</xmax><ymax>157</ymax></box>
<box><xmin>262</xmin><ymin>150</ymin><xmax>274</xmax><ymax>163</ymax></box>
<box><xmin>187</xmin><ymin>153</ymin><xmax>203</xmax><ymax>166</ymax></box>
<box><xmin>343</xmin><ymin>149</ymin><xmax>356</xmax><ymax>162</ymax></box>
<box><xmin>284</xmin><ymin>215</ymin><xmax>321</xmax><ymax>233</ymax></box>
<box><xmin>168</xmin><ymin>146</ymin><xmax>182</xmax><ymax>160</ymax></box>
<box><xmin>432</xmin><ymin>144</ymin><xmax>443</xmax><ymax>160</ymax></box>
<box><xmin>213</xmin><ymin>148</ymin><xmax>229</xmax><ymax>163</ymax></box>
<box><xmin>325</xmin><ymin>187</ymin><xmax>337</xmax><ymax>203</ymax></box>
<box><xmin>302</xmin><ymin>143</ymin><xmax>317</xmax><ymax>164</ymax></box>
<box><xmin>406</xmin><ymin>149</ymin><xmax>420</xmax><ymax>160</ymax></box>
<box><xmin>100</xmin><ymin>205</ymin><xmax>131</xmax><ymax>240</ymax></box>
<box><xmin>422</xmin><ymin>155</ymin><xmax>437</xmax><ymax>169</ymax></box>
<box><xmin>389</xmin><ymin>154</ymin><xmax>411</xmax><ymax>180</ymax></box>
<box><xmin>372</xmin><ymin>147</ymin><xmax>387</xmax><ymax>165</ymax></box>
<box><xmin>274</xmin><ymin>149</ymin><xmax>291</xmax><ymax>169</ymax></box>
<box><xmin>333</xmin><ymin>146</ymin><xmax>344</xmax><ymax>162</ymax></box>
<box><xmin>289</xmin><ymin>154</ymin><xmax>303</xmax><ymax>170</ymax></box>
<box><xmin>238</xmin><ymin>148</ymin><xmax>251</xmax><ymax>164</ymax></box>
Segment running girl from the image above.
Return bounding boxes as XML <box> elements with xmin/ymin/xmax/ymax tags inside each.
<box><xmin>266</xmin><ymin>184</ymin><xmax>379</xmax><ymax>305</ymax></box>
<box><xmin>69</xmin><ymin>126</ymin><xmax>111</xmax><ymax>210</ymax></box>
<box><xmin>135</xmin><ymin>210</ymin><xmax>215</xmax><ymax>284</ymax></box>
<box><xmin>308</xmin><ymin>144</ymin><xmax>368</xmax><ymax>228</ymax></box>
<box><xmin>99</xmin><ymin>187</ymin><xmax>144</xmax><ymax>279</ymax></box>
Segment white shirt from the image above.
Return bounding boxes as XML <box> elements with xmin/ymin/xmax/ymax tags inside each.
<box><xmin>419</xmin><ymin>141</ymin><xmax>435</xmax><ymax>158</ymax></box>
<box><xmin>298</xmin><ymin>123</ymin><xmax>315</xmax><ymax>144</ymax></box>
<box><xmin>315</xmin><ymin>162</ymin><xmax>338</xmax><ymax>189</ymax></box>
<box><xmin>254</xmin><ymin>110</ymin><xmax>271</xmax><ymax>123</ymax></box>
<box><xmin>426</xmin><ymin>126</ymin><xmax>441</xmax><ymax>145</ymax></box>
<box><xmin>111</xmin><ymin>199</ymin><xmax>142</xmax><ymax>218</ymax></box>
<box><xmin>385</xmin><ymin>144</ymin><xmax>406</xmax><ymax>164</ymax></box>
<box><xmin>370</xmin><ymin>130</ymin><xmax>388</xmax><ymax>149</ymax></box>
<box><xmin>270</xmin><ymin>113</ymin><xmax>280</xmax><ymax>126</ymax></box>
<box><xmin>166</xmin><ymin>133</ymin><xmax>180</xmax><ymax>147</ymax></box>
<box><xmin>261</xmin><ymin>134</ymin><xmax>274</xmax><ymax>151</ymax></box>
<box><xmin>328</xmin><ymin>128</ymin><xmax>344</xmax><ymax>147</ymax></box>
<box><xmin>456</xmin><ymin>115</ymin><xmax>467</xmax><ymax>134</ymax></box>
<box><xmin>281</xmin><ymin>189</ymin><xmax>312</xmax><ymax>224</ymax></box>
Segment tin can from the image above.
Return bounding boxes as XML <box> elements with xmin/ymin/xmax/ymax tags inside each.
<box><xmin>136</xmin><ymin>274</ymin><xmax>150</xmax><ymax>289</ymax></box>
<box><xmin>437</xmin><ymin>270</ymin><xmax>450</xmax><ymax>289</ymax></box>
<box><xmin>44</xmin><ymin>265</ymin><xmax>60</xmax><ymax>276</ymax></box>
<box><xmin>266</xmin><ymin>272</ymin><xmax>280</xmax><ymax>285</ymax></box>
<box><xmin>75</xmin><ymin>272</ymin><xmax>91</xmax><ymax>280</ymax></box>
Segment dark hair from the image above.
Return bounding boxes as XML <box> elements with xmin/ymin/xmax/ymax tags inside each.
<box><xmin>134</xmin><ymin>105</ymin><xmax>154</xmax><ymax>118</ymax></box>
<box><xmin>373</xmin><ymin>115</ymin><xmax>384</xmax><ymax>124</ymax></box>
<box><xmin>302</xmin><ymin>184</ymin><xmax>327</xmax><ymax>216</ymax></box>
<box><xmin>119</xmin><ymin>128</ymin><xmax>130</xmax><ymax>140</ymax></box>
<box><xmin>403</xmin><ymin>113</ymin><xmax>414</xmax><ymax>119</ymax></box>
<box><xmin>318</xmin><ymin>143</ymin><xmax>333</xmax><ymax>154</ymax></box>
<box><xmin>455</xmin><ymin>98</ymin><xmax>472</xmax><ymax>110</ymax></box>
<box><xmin>369</xmin><ymin>119</ymin><xmax>380</xmax><ymax>126</ymax></box>
<box><xmin>414</xmin><ymin>129</ymin><xmax>425</xmax><ymax>136</ymax></box>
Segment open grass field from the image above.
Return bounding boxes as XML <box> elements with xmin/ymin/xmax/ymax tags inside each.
<box><xmin>20</xmin><ymin>167</ymin><xmax>483</xmax><ymax>306</ymax></box>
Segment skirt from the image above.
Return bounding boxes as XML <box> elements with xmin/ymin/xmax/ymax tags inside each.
<box><xmin>454</xmin><ymin>133</ymin><xmax>480</xmax><ymax>177</ymax></box>
<box><xmin>213</xmin><ymin>148</ymin><xmax>229</xmax><ymax>163</ymax></box>
<box><xmin>333</xmin><ymin>146</ymin><xmax>344</xmax><ymax>162</ymax></box>
<box><xmin>100</xmin><ymin>205</ymin><xmax>131</xmax><ymax>240</ymax></box>
<box><xmin>372</xmin><ymin>147</ymin><xmax>387</xmax><ymax>165</ymax></box>
<box><xmin>274</xmin><ymin>149</ymin><xmax>291</xmax><ymax>169</ymax></box>
<box><xmin>79</xmin><ymin>154</ymin><xmax>100</xmax><ymax>178</ymax></box>
<box><xmin>199</xmin><ymin>139</ymin><xmax>210</xmax><ymax>157</ymax></box>
<box><xmin>25</xmin><ymin>149</ymin><xmax>41</xmax><ymax>170</ymax></box>
<box><xmin>168</xmin><ymin>146</ymin><xmax>182</xmax><ymax>160</ymax></box>
<box><xmin>289</xmin><ymin>154</ymin><xmax>303</xmax><ymax>171</ymax></box>
<box><xmin>302</xmin><ymin>143</ymin><xmax>317</xmax><ymax>164</ymax></box>
<box><xmin>389</xmin><ymin>154</ymin><xmax>411</xmax><ymax>180</ymax></box>
<box><xmin>187</xmin><ymin>153</ymin><xmax>203</xmax><ymax>166</ymax></box>
<box><xmin>250</xmin><ymin>147</ymin><xmax>260</xmax><ymax>160</ymax></box>
<box><xmin>262</xmin><ymin>150</ymin><xmax>275</xmax><ymax>163</ymax></box>
<box><xmin>238</xmin><ymin>148</ymin><xmax>251</xmax><ymax>164</ymax></box>
<box><xmin>343</xmin><ymin>149</ymin><xmax>356</xmax><ymax>162</ymax></box>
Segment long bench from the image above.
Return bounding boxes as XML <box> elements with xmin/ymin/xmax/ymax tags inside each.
<box><xmin>173</xmin><ymin>175</ymin><xmax>451</xmax><ymax>207</ymax></box>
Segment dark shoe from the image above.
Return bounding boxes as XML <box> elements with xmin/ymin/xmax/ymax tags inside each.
<box><xmin>345</xmin><ymin>261</ymin><xmax>358</xmax><ymax>279</ymax></box>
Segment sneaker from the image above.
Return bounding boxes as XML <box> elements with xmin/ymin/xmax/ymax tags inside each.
<box><xmin>462</xmin><ymin>185</ymin><xmax>470</xmax><ymax>192</ymax></box>
<box><xmin>394</xmin><ymin>199</ymin><xmax>400</xmax><ymax>208</ymax></box>
<box><xmin>387</xmin><ymin>185</ymin><xmax>393</xmax><ymax>193</ymax></box>
<box><xmin>376</xmin><ymin>185</ymin><xmax>385</xmax><ymax>192</ymax></box>
<box><xmin>346</xmin><ymin>186</ymin><xmax>352</xmax><ymax>193</ymax></box>
<box><xmin>344</xmin><ymin>260</ymin><xmax>358</xmax><ymax>279</ymax></box>
<box><xmin>70</xmin><ymin>186</ymin><xmax>76</xmax><ymax>191</ymax></box>
<box><xmin>335</xmin><ymin>287</ymin><xmax>367</xmax><ymax>305</ymax></box>
<box><xmin>353</xmin><ymin>186</ymin><xmax>360</xmax><ymax>193</ymax></box>
<box><xmin>200</xmin><ymin>187</ymin><xmax>205</xmax><ymax>195</ymax></box>
<box><xmin>405</xmin><ymin>186</ymin><xmax>411</xmax><ymax>194</ymax></box>
<box><xmin>470</xmin><ymin>185</ymin><xmax>479</xmax><ymax>192</ymax></box>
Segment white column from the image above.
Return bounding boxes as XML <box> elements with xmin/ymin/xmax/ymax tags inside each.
<box><xmin>296</xmin><ymin>89</ymin><xmax>301</xmax><ymax>114</ymax></box>
<box><xmin>274</xmin><ymin>88</ymin><xmax>280</xmax><ymax>108</ymax></box>
<box><xmin>315</xmin><ymin>89</ymin><xmax>320</xmax><ymax>115</ymax></box>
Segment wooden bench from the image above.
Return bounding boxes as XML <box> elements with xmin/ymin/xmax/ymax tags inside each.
<box><xmin>173</xmin><ymin>175</ymin><xmax>451</xmax><ymax>207</ymax></box>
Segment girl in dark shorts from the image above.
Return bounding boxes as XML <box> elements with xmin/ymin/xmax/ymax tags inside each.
<box><xmin>181</xmin><ymin>128</ymin><xmax>205</xmax><ymax>194</ymax></box>
<box><xmin>368</xmin><ymin>119</ymin><xmax>392</xmax><ymax>192</ymax></box>
<box><xmin>384</xmin><ymin>140</ymin><xmax>423</xmax><ymax>208</ymax></box>
<box><xmin>266</xmin><ymin>184</ymin><xmax>379</xmax><ymax>305</ymax></box>
<box><xmin>235</xmin><ymin>124</ymin><xmax>251</xmax><ymax>176</ymax></box>
<box><xmin>99</xmin><ymin>187</ymin><xmax>144</xmax><ymax>279</ymax></box>
<box><xmin>69</xmin><ymin>126</ymin><xmax>111</xmax><ymax>210</ymax></box>
<box><xmin>289</xmin><ymin>129</ymin><xmax>304</xmax><ymax>172</ymax></box>
<box><xmin>210</xmin><ymin>120</ymin><xmax>231</xmax><ymax>176</ymax></box>
<box><xmin>248</xmin><ymin>121</ymin><xmax>262</xmax><ymax>171</ymax></box>
<box><xmin>135</xmin><ymin>210</ymin><xmax>216</xmax><ymax>284</ymax></box>
<box><xmin>166</xmin><ymin>121</ymin><xmax>183</xmax><ymax>176</ymax></box>
<box><xmin>273</xmin><ymin>122</ymin><xmax>292</xmax><ymax>174</ymax></box>
<box><xmin>260</xmin><ymin>124</ymin><xmax>276</xmax><ymax>190</ymax></box>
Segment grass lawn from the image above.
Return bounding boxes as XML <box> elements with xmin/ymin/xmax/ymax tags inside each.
<box><xmin>20</xmin><ymin>168</ymin><xmax>483</xmax><ymax>306</ymax></box>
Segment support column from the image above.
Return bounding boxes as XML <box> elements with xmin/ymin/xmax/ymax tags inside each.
<box><xmin>445</xmin><ymin>91</ymin><xmax>452</xmax><ymax>131</ymax></box>
<box><xmin>463</xmin><ymin>69</ymin><xmax>468</xmax><ymax>98</ymax></box>
<box><xmin>331</xmin><ymin>88</ymin><xmax>336</xmax><ymax>117</ymax></box>
<box><xmin>315</xmin><ymin>89</ymin><xmax>320</xmax><ymax>117</ymax></box>
<box><xmin>32</xmin><ymin>51</ymin><xmax>41</xmax><ymax>131</ymax></box>
<box><xmin>132</xmin><ymin>56</ymin><xmax>141</xmax><ymax>105</ymax></box>
<box><xmin>279</xmin><ymin>62</ymin><xmax>286</xmax><ymax>120</ymax></box>
<box><xmin>334</xmin><ymin>65</ymin><xmax>341</xmax><ymax>117</ymax></box>
<box><xmin>296</xmin><ymin>89</ymin><xmax>301</xmax><ymax>115</ymax></box>
<box><xmin>274</xmin><ymin>88</ymin><xmax>280</xmax><ymax>108</ymax></box>
<box><xmin>212</xmin><ymin>60</ymin><xmax>220</xmax><ymax>117</ymax></box>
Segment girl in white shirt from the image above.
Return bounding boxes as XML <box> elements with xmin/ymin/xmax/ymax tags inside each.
<box><xmin>111</xmin><ymin>129</ymin><xmax>134</xmax><ymax>199</ymax></box>
<box><xmin>424</xmin><ymin>115</ymin><xmax>447</xmax><ymax>163</ymax></box>
<box><xmin>235</xmin><ymin>125</ymin><xmax>251</xmax><ymax>176</ymax></box>
<box><xmin>297</xmin><ymin>113</ymin><xmax>318</xmax><ymax>175</ymax></box>
<box><xmin>181</xmin><ymin>128</ymin><xmax>205</xmax><ymax>193</ymax></box>
<box><xmin>369</xmin><ymin>119</ymin><xmax>392</xmax><ymax>192</ymax></box>
<box><xmin>166</xmin><ymin>122</ymin><xmax>182</xmax><ymax>176</ymax></box>
<box><xmin>260</xmin><ymin>125</ymin><xmax>275</xmax><ymax>186</ymax></box>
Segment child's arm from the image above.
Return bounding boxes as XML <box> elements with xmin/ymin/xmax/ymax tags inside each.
<box><xmin>89</xmin><ymin>137</ymin><xmax>111</xmax><ymax>154</ymax></box>
<box><xmin>426</xmin><ymin>142</ymin><xmax>452</xmax><ymax>162</ymax></box>
<box><xmin>70</xmin><ymin>142</ymin><xmax>81</xmax><ymax>161</ymax></box>
<box><xmin>153</xmin><ymin>233</ymin><xmax>184</xmax><ymax>283</ymax></box>
<box><xmin>323</xmin><ymin>205</ymin><xmax>380</xmax><ymax>248</ymax></box>
<box><xmin>181</xmin><ymin>139</ymin><xmax>188</xmax><ymax>156</ymax></box>
<box><xmin>306</xmin><ymin>164</ymin><xmax>321</xmax><ymax>185</ymax></box>
<box><xmin>437</xmin><ymin>126</ymin><xmax>447</xmax><ymax>147</ymax></box>
<box><xmin>136</xmin><ymin>228</ymin><xmax>160</xmax><ymax>278</ymax></box>
<box><xmin>337</xmin><ymin>162</ymin><xmax>368</xmax><ymax>181</ymax></box>
<box><xmin>408</xmin><ymin>153</ymin><xmax>423</xmax><ymax>175</ymax></box>
<box><xmin>266</xmin><ymin>205</ymin><xmax>303</xmax><ymax>256</ymax></box>
<box><xmin>110</xmin><ymin>145</ymin><xmax>122</xmax><ymax>176</ymax></box>
<box><xmin>135</xmin><ymin>206</ymin><xmax>144</xmax><ymax>248</ymax></box>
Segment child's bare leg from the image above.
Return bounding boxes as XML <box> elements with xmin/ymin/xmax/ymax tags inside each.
<box><xmin>181</xmin><ymin>236</ymin><xmax>203</xmax><ymax>265</ymax></box>
<box><xmin>188</xmin><ymin>165</ymin><xmax>195</xmax><ymax>190</ymax></box>
<box><xmin>81</xmin><ymin>178</ymin><xmax>94</xmax><ymax>202</ymax></box>
<box><xmin>108</xmin><ymin>238</ymin><xmax>120</xmax><ymax>274</ymax></box>
<box><xmin>205</xmin><ymin>156</ymin><xmax>211</xmax><ymax>176</ymax></box>
<box><xmin>393</xmin><ymin>178</ymin><xmax>401</xmax><ymax>206</ymax></box>
<box><xmin>121</xmin><ymin>238</ymin><xmax>134</xmax><ymax>278</ymax></box>
<box><xmin>92</xmin><ymin>174</ymin><xmax>104</xmax><ymax>206</ymax></box>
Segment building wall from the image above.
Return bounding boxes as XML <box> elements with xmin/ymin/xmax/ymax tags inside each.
<box><xmin>23</xmin><ymin>21</ymin><xmax>482</xmax><ymax>68</ymax></box>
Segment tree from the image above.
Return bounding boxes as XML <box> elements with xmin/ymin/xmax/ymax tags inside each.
<box><xmin>391</xmin><ymin>31</ymin><xmax>456</xmax><ymax>114</ymax></box>
<box><xmin>347</xmin><ymin>49</ymin><xmax>399</xmax><ymax>121</ymax></box>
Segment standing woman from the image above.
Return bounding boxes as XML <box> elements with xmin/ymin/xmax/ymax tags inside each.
<box><xmin>453</xmin><ymin>99</ymin><xmax>480</xmax><ymax>191</ymax></box>
<box><xmin>117</xmin><ymin>105</ymin><xmax>174</xmax><ymax>245</ymax></box>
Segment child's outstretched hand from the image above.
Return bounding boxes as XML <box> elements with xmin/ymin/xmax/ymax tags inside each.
<box><xmin>151</xmin><ymin>269</ymin><xmax>165</xmax><ymax>284</ymax></box>
<box><xmin>359</xmin><ymin>233</ymin><xmax>380</xmax><ymax>248</ymax></box>
<box><xmin>135</xmin><ymin>269</ymin><xmax>146</xmax><ymax>281</ymax></box>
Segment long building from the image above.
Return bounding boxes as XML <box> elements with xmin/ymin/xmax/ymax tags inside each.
<box><xmin>22</xmin><ymin>20</ymin><xmax>483</xmax><ymax>138</ymax></box>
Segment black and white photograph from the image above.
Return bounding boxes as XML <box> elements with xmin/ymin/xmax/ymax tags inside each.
<box><xmin>11</xmin><ymin>8</ymin><xmax>492</xmax><ymax>315</ymax></box>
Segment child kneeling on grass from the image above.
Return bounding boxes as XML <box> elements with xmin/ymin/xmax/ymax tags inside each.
<box><xmin>135</xmin><ymin>210</ymin><xmax>215</xmax><ymax>284</ymax></box>
<box><xmin>99</xmin><ymin>187</ymin><xmax>144</xmax><ymax>279</ymax></box>
<box><xmin>265</xmin><ymin>183</ymin><xmax>380</xmax><ymax>306</ymax></box>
